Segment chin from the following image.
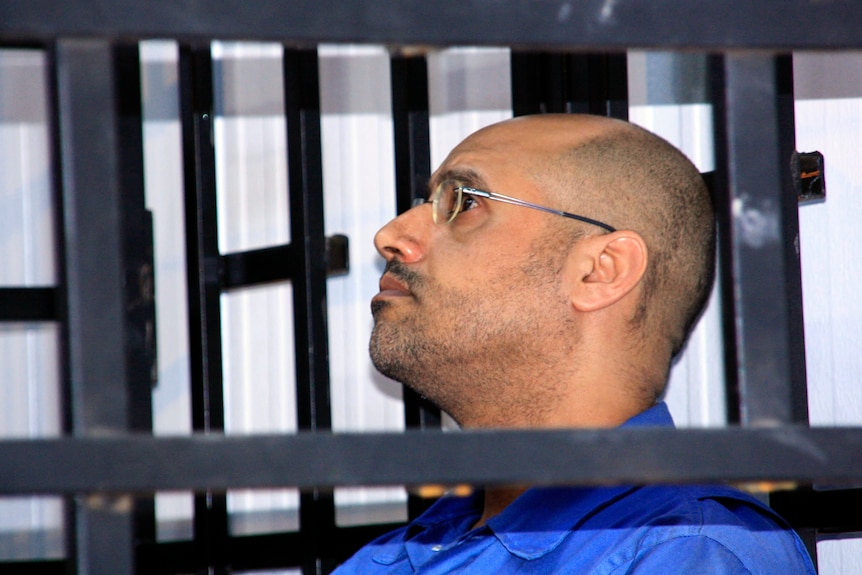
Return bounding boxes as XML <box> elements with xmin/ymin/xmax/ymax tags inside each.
<box><xmin>370</xmin><ymin>299</ymin><xmax>388</xmax><ymax>318</ymax></box>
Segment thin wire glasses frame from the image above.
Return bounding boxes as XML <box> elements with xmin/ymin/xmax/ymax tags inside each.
<box><xmin>423</xmin><ymin>179</ymin><xmax>616</xmax><ymax>232</ymax></box>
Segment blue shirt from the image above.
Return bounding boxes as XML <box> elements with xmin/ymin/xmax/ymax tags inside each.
<box><xmin>333</xmin><ymin>403</ymin><xmax>816</xmax><ymax>574</ymax></box>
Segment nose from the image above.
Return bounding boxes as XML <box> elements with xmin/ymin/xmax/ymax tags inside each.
<box><xmin>373</xmin><ymin>202</ymin><xmax>433</xmax><ymax>264</ymax></box>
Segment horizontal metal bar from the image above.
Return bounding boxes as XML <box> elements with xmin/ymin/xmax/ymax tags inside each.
<box><xmin>770</xmin><ymin>488</ymin><xmax>862</xmax><ymax>532</ymax></box>
<box><xmin>221</xmin><ymin>244</ymin><xmax>297</xmax><ymax>289</ymax></box>
<box><xmin>137</xmin><ymin>524</ymin><xmax>397</xmax><ymax>573</ymax></box>
<box><xmin>0</xmin><ymin>560</ymin><xmax>64</xmax><ymax>573</ymax></box>
<box><xmin>3</xmin><ymin>426</ymin><xmax>862</xmax><ymax>495</ymax></box>
<box><xmin>221</xmin><ymin>235</ymin><xmax>349</xmax><ymax>290</ymax></box>
<box><xmin>2</xmin><ymin>0</ymin><xmax>862</xmax><ymax>49</ymax></box>
<box><xmin>0</xmin><ymin>287</ymin><xmax>57</xmax><ymax>321</ymax></box>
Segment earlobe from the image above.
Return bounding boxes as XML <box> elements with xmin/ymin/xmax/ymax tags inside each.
<box><xmin>568</xmin><ymin>231</ymin><xmax>648</xmax><ymax>313</ymax></box>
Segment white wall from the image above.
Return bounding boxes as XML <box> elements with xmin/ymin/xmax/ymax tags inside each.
<box><xmin>794</xmin><ymin>51</ymin><xmax>862</xmax><ymax>573</ymax></box>
<box><xmin>0</xmin><ymin>48</ymin><xmax>64</xmax><ymax>560</ymax></box>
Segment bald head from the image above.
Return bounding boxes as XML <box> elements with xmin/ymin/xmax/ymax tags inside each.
<box><xmin>466</xmin><ymin>114</ymin><xmax>716</xmax><ymax>359</ymax></box>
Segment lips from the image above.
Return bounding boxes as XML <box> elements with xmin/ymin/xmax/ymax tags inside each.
<box><xmin>375</xmin><ymin>274</ymin><xmax>412</xmax><ymax>299</ymax></box>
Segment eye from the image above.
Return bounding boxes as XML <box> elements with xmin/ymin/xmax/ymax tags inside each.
<box><xmin>460</xmin><ymin>192</ymin><xmax>480</xmax><ymax>213</ymax></box>
<box><xmin>431</xmin><ymin>179</ymin><xmax>485</xmax><ymax>224</ymax></box>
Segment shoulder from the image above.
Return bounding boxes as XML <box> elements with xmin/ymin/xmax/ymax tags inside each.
<box><xmin>610</xmin><ymin>485</ymin><xmax>816</xmax><ymax>575</ymax></box>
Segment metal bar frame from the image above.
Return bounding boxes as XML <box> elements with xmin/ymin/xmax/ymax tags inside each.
<box><xmin>0</xmin><ymin>288</ymin><xmax>57</xmax><ymax>321</ymax></box>
<box><xmin>511</xmin><ymin>52</ymin><xmax>628</xmax><ymax>119</ymax></box>
<box><xmin>389</xmin><ymin>52</ymin><xmax>443</xmax><ymax>520</ymax></box>
<box><xmin>710</xmin><ymin>52</ymin><xmax>821</xmax><ymax>563</ymax></box>
<box><xmin>282</xmin><ymin>47</ymin><xmax>338</xmax><ymax>575</ymax></box>
<box><xmin>177</xmin><ymin>42</ymin><xmax>230</xmax><ymax>573</ymax></box>
<box><xmin>220</xmin><ymin>236</ymin><xmax>349</xmax><ymax>290</ymax></box>
<box><xmin>3</xmin><ymin>1</ymin><xmax>862</xmax><ymax>572</ymax></box>
<box><xmin>388</xmin><ymin>53</ymin><xmax>440</xmax><ymax>428</ymax></box>
<box><xmin>2</xmin><ymin>1</ymin><xmax>862</xmax><ymax>49</ymax></box>
<box><xmin>50</xmin><ymin>37</ymin><xmax>138</xmax><ymax>575</ymax></box>
<box><xmin>2</xmin><ymin>426</ymin><xmax>862</xmax><ymax>493</ymax></box>
<box><xmin>136</xmin><ymin>523</ymin><xmax>400</xmax><ymax>574</ymax></box>
<box><xmin>710</xmin><ymin>53</ymin><xmax>810</xmax><ymax>427</ymax></box>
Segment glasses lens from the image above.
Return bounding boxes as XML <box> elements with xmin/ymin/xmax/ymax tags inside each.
<box><xmin>431</xmin><ymin>179</ymin><xmax>462</xmax><ymax>224</ymax></box>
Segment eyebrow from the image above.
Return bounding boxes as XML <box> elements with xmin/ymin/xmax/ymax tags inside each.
<box><xmin>428</xmin><ymin>167</ymin><xmax>489</xmax><ymax>194</ymax></box>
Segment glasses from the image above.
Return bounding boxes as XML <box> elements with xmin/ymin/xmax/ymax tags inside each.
<box><xmin>425</xmin><ymin>178</ymin><xmax>616</xmax><ymax>232</ymax></box>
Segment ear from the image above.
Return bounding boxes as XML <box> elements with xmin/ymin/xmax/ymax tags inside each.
<box><xmin>565</xmin><ymin>231</ymin><xmax>648</xmax><ymax>313</ymax></box>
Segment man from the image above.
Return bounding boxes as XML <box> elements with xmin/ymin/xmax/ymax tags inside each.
<box><xmin>335</xmin><ymin>114</ymin><xmax>816</xmax><ymax>574</ymax></box>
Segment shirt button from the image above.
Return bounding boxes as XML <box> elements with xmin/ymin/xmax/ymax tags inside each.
<box><xmin>431</xmin><ymin>545</ymin><xmax>443</xmax><ymax>552</ymax></box>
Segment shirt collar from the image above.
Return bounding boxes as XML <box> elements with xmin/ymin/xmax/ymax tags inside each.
<box><xmin>624</xmin><ymin>400</ymin><xmax>674</xmax><ymax>427</ymax></box>
<box><xmin>488</xmin><ymin>402</ymin><xmax>674</xmax><ymax>559</ymax></box>
<box><xmin>373</xmin><ymin>402</ymin><xmax>675</xmax><ymax>564</ymax></box>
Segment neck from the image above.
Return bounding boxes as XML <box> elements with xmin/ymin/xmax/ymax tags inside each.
<box><xmin>473</xmin><ymin>486</ymin><xmax>528</xmax><ymax>529</ymax></box>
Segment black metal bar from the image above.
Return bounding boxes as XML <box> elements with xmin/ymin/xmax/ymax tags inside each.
<box><xmin>773</xmin><ymin>54</ymin><xmax>810</xmax><ymax>426</ymax></box>
<box><xmin>767</xmin><ymin>53</ymin><xmax>817</xmax><ymax>567</ymax></box>
<box><xmin>389</xmin><ymin>52</ymin><xmax>442</xmax><ymax>519</ymax></box>
<box><xmin>221</xmin><ymin>244</ymin><xmax>297</xmax><ymax>288</ymax></box>
<box><xmin>178</xmin><ymin>42</ymin><xmax>230</xmax><ymax>573</ymax></box>
<box><xmin>179</xmin><ymin>43</ymin><xmax>226</xmax><ymax>434</ymax></box>
<box><xmin>282</xmin><ymin>47</ymin><xmax>337</xmax><ymax>575</ymax></box>
<box><xmin>0</xmin><ymin>288</ymin><xmax>57</xmax><ymax>321</ymax></box>
<box><xmin>114</xmin><ymin>42</ymin><xmax>157</xmax><ymax>425</ymax></box>
<box><xmin>511</xmin><ymin>52</ymin><xmax>566</xmax><ymax>115</ymax></box>
<box><xmin>138</xmin><ymin>534</ymin><xmax>303</xmax><ymax>574</ymax></box>
<box><xmin>582</xmin><ymin>53</ymin><xmax>628</xmax><ymax>120</ymax></box>
<box><xmin>710</xmin><ymin>54</ymin><xmax>809</xmax><ymax>427</ymax></box>
<box><xmin>220</xmin><ymin>234</ymin><xmax>349</xmax><ymax>290</ymax></box>
<box><xmin>136</xmin><ymin>523</ymin><xmax>399</xmax><ymax>574</ymax></box>
<box><xmin>390</xmin><ymin>54</ymin><xmax>431</xmax><ymax>214</ymax></box>
<box><xmin>283</xmin><ymin>47</ymin><xmax>331</xmax><ymax>439</ymax></box>
<box><xmin>112</xmin><ymin>43</ymin><xmax>159</xmax><ymax>551</ymax></box>
<box><xmin>511</xmin><ymin>52</ymin><xmax>628</xmax><ymax>119</ymax></box>
<box><xmin>389</xmin><ymin>53</ymin><xmax>440</xmax><ymax>430</ymax></box>
<box><xmin>44</xmin><ymin>38</ymin><xmax>76</xmax><ymax>575</ymax></box>
<box><xmin>707</xmin><ymin>107</ymin><xmax>742</xmax><ymax>427</ymax></box>
<box><xmin>771</xmin><ymin>488</ymin><xmax>862</xmax><ymax>533</ymax></box>
<box><xmin>4</xmin><ymin>1</ymin><xmax>862</xmax><ymax>49</ymax></box>
<box><xmin>51</xmin><ymin>37</ymin><xmax>135</xmax><ymax>575</ymax></box>
<box><xmin>3</xmin><ymin>426</ymin><xmax>862</xmax><ymax>493</ymax></box>
<box><xmin>0</xmin><ymin>560</ymin><xmax>65</xmax><ymax>574</ymax></box>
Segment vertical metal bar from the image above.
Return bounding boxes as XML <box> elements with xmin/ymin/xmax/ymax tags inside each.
<box><xmin>511</xmin><ymin>52</ymin><xmax>628</xmax><ymax>119</ymax></box>
<box><xmin>113</xmin><ymin>43</ymin><xmax>157</xmax><ymax>434</ymax></box>
<box><xmin>586</xmin><ymin>53</ymin><xmax>629</xmax><ymax>120</ymax></box>
<box><xmin>389</xmin><ymin>55</ymin><xmax>441</xmax><ymax>430</ymax></box>
<box><xmin>282</xmin><ymin>47</ymin><xmax>337</xmax><ymax>575</ymax></box>
<box><xmin>51</xmin><ymin>37</ymin><xmax>135</xmax><ymax>575</ymax></box>
<box><xmin>47</xmin><ymin>39</ymin><xmax>77</xmax><ymax>574</ymax></box>
<box><xmin>773</xmin><ymin>54</ymin><xmax>810</xmax><ymax>426</ymax></box>
<box><xmin>708</xmin><ymin>56</ymin><xmax>742</xmax><ymax>425</ymax></box>
<box><xmin>113</xmin><ymin>42</ymin><xmax>158</xmax><ymax>547</ymax></box>
<box><xmin>178</xmin><ymin>43</ymin><xmax>229</xmax><ymax>574</ymax></box>
<box><xmin>390</xmin><ymin>54</ymin><xmax>432</xmax><ymax>214</ymax></box>
<box><xmin>511</xmin><ymin>52</ymin><xmax>565</xmax><ymax>115</ymax></box>
<box><xmin>710</xmin><ymin>53</ymin><xmax>809</xmax><ymax>427</ymax></box>
<box><xmin>771</xmin><ymin>54</ymin><xmax>817</xmax><ymax>569</ymax></box>
<box><xmin>389</xmin><ymin>52</ymin><xmax>442</xmax><ymax>519</ymax></box>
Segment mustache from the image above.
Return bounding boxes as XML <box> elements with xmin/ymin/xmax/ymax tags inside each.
<box><xmin>383</xmin><ymin>260</ymin><xmax>424</xmax><ymax>293</ymax></box>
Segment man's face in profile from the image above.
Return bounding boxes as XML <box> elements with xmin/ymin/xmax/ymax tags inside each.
<box><xmin>368</xmin><ymin>126</ymin><xmax>579</xmax><ymax>425</ymax></box>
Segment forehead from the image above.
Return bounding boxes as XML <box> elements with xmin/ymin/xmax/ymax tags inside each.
<box><xmin>429</xmin><ymin>117</ymin><xmax>616</xmax><ymax>207</ymax></box>
<box><xmin>431</xmin><ymin>131</ymin><xmax>537</xmax><ymax>191</ymax></box>
<box><xmin>432</xmin><ymin>117</ymin><xmax>598</xmax><ymax>182</ymax></box>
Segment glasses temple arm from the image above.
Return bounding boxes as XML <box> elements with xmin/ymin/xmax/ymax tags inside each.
<box><xmin>462</xmin><ymin>187</ymin><xmax>616</xmax><ymax>233</ymax></box>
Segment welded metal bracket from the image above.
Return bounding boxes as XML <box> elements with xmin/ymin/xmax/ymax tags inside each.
<box><xmin>326</xmin><ymin>233</ymin><xmax>350</xmax><ymax>276</ymax></box>
<box><xmin>793</xmin><ymin>150</ymin><xmax>826</xmax><ymax>204</ymax></box>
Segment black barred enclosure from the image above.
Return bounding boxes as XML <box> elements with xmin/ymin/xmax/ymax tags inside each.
<box><xmin>0</xmin><ymin>1</ymin><xmax>861</xmax><ymax>573</ymax></box>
